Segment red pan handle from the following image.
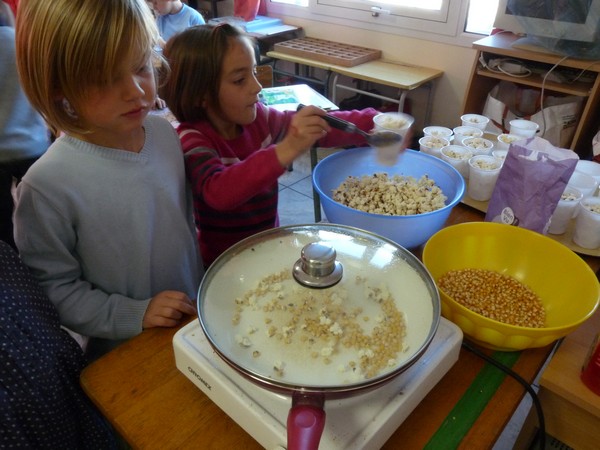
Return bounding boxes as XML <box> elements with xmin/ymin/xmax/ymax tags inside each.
<box><xmin>287</xmin><ymin>392</ymin><xmax>326</xmax><ymax>450</ymax></box>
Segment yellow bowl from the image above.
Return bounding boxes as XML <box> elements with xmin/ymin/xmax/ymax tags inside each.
<box><xmin>422</xmin><ymin>222</ymin><xmax>600</xmax><ymax>351</ymax></box>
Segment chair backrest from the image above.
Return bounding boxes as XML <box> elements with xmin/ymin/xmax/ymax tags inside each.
<box><xmin>256</xmin><ymin>65</ymin><xmax>273</xmax><ymax>88</ymax></box>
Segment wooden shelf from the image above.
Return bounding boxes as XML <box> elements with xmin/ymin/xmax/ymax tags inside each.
<box><xmin>475</xmin><ymin>68</ymin><xmax>593</xmax><ymax>97</ymax></box>
<box><xmin>462</xmin><ymin>33</ymin><xmax>600</xmax><ymax>158</ymax></box>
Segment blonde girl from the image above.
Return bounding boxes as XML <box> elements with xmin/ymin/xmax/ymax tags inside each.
<box><xmin>14</xmin><ymin>0</ymin><xmax>202</xmax><ymax>358</ymax></box>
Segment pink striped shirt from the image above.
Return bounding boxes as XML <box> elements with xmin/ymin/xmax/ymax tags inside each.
<box><xmin>178</xmin><ymin>102</ymin><xmax>378</xmax><ymax>266</ymax></box>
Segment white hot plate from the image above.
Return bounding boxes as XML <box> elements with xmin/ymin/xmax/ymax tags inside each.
<box><xmin>173</xmin><ymin>317</ymin><xmax>462</xmax><ymax>449</ymax></box>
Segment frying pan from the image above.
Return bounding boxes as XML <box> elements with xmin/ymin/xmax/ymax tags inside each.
<box><xmin>197</xmin><ymin>224</ymin><xmax>440</xmax><ymax>449</ymax></box>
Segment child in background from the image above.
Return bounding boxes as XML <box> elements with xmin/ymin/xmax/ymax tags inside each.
<box><xmin>14</xmin><ymin>0</ymin><xmax>202</xmax><ymax>359</ymax></box>
<box><xmin>160</xmin><ymin>24</ymin><xmax>386</xmax><ymax>267</ymax></box>
<box><xmin>0</xmin><ymin>4</ymin><xmax>50</xmax><ymax>249</ymax></box>
<box><xmin>151</xmin><ymin>0</ymin><xmax>204</xmax><ymax>47</ymax></box>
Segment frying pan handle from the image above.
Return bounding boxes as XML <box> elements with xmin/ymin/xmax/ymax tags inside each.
<box><xmin>287</xmin><ymin>392</ymin><xmax>326</xmax><ymax>450</ymax></box>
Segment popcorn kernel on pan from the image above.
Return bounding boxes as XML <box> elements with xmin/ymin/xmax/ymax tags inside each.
<box><xmin>232</xmin><ymin>270</ymin><xmax>408</xmax><ymax>381</ymax></box>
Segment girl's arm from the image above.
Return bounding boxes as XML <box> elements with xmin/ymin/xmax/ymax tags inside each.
<box><xmin>14</xmin><ymin>185</ymin><xmax>151</xmax><ymax>340</ymax></box>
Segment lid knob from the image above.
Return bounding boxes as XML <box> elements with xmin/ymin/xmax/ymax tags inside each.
<box><xmin>293</xmin><ymin>242</ymin><xmax>343</xmax><ymax>288</ymax></box>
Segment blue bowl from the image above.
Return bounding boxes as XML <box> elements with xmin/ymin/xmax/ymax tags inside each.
<box><xmin>312</xmin><ymin>148</ymin><xmax>466</xmax><ymax>249</ymax></box>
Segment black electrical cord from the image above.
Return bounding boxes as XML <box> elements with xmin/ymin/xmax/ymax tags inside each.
<box><xmin>461</xmin><ymin>339</ymin><xmax>546</xmax><ymax>450</ymax></box>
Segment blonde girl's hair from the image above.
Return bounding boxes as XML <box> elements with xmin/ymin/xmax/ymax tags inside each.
<box><xmin>160</xmin><ymin>24</ymin><xmax>253</xmax><ymax>124</ymax></box>
<box><xmin>15</xmin><ymin>0</ymin><xmax>162</xmax><ymax>136</ymax></box>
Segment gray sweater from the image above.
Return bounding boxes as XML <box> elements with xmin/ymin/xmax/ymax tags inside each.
<box><xmin>14</xmin><ymin>115</ymin><xmax>202</xmax><ymax>351</ymax></box>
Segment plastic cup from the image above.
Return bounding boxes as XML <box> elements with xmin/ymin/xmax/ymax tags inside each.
<box><xmin>568</xmin><ymin>170</ymin><xmax>599</xmax><ymax>198</ymax></box>
<box><xmin>440</xmin><ymin>145</ymin><xmax>473</xmax><ymax>178</ymax></box>
<box><xmin>374</xmin><ymin>140</ymin><xmax>403</xmax><ymax>166</ymax></box>
<box><xmin>492</xmin><ymin>149</ymin><xmax>508</xmax><ymax>165</ymax></box>
<box><xmin>462</xmin><ymin>137</ymin><xmax>494</xmax><ymax>156</ymax></box>
<box><xmin>372</xmin><ymin>112</ymin><xmax>414</xmax><ymax>166</ymax></box>
<box><xmin>373</xmin><ymin>112</ymin><xmax>414</xmax><ymax>134</ymax></box>
<box><xmin>419</xmin><ymin>135</ymin><xmax>449</xmax><ymax>159</ymax></box>
<box><xmin>548</xmin><ymin>186</ymin><xmax>583</xmax><ymax>235</ymax></box>
<box><xmin>453</xmin><ymin>126</ymin><xmax>483</xmax><ymax>146</ymax></box>
<box><xmin>423</xmin><ymin>126</ymin><xmax>453</xmax><ymax>142</ymax></box>
<box><xmin>496</xmin><ymin>133</ymin><xmax>523</xmax><ymax>150</ymax></box>
<box><xmin>509</xmin><ymin>119</ymin><xmax>539</xmax><ymax>138</ymax></box>
<box><xmin>573</xmin><ymin>197</ymin><xmax>600</xmax><ymax>249</ymax></box>
<box><xmin>575</xmin><ymin>160</ymin><xmax>600</xmax><ymax>185</ymax></box>
<box><xmin>467</xmin><ymin>155</ymin><xmax>502</xmax><ymax>201</ymax></box>
<box><xmin>460</xmin><ymin>114</ymin><xmax>489</xmax><ymax>131</ymax></box>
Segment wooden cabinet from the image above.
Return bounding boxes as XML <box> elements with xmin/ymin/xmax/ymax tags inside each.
<box><xmin>515</xmin><ymin>308</ymin><xmax>600</xmax><ymax>449</ymax></box>
<box><xmin>462</xmin><ymin>33</ymin><xmax>600</xmax><ymax>158</ymax></box>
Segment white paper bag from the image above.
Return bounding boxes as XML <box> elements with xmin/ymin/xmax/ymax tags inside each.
<box><xmin>483</xmin><ymin>81</ymin><xmax>583</xmax><ymax>149</ymax></box>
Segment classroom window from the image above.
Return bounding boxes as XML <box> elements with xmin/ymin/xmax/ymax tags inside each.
<box><xmin>268</xmin><ymin>0</ymin><xmax>499</xmax><ymax>44</ymax></box>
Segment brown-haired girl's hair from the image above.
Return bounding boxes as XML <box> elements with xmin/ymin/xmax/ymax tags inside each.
<box><xmin>160</xmin><ymin>23</ymin><xmax>251</xmax><ymax>124</ymax></box>
<box><xmin>15</xmin><ymin>0</ymin><xmax>160</xmax><ymax>136</ymax></box>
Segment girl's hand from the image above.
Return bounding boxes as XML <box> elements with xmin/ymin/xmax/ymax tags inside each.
<box><xmin>275</xmin><ymin>105</ymin><xmax>330</xmax><ymax>168</ymax></box>
<box><xmin>143</xmin><ymin>290</ymin><xmax>197</xmax><ymax>329</ymax></box>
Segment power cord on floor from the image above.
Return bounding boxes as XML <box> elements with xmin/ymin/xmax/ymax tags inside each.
<box><xmin>461</xmin><ymin>340</ymin><xmax>546</xmax><ymax>450</ymax></box>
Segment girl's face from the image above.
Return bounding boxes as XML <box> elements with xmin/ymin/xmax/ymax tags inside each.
<box><xmin>206</xmin><ymin>37</ymin><xmax>262</xmax><ymax>139</ymax></box>
<box><xmin>74</xmin><ymin>54</ymin><xmax>156</xmax><ymax>152</ymax></box>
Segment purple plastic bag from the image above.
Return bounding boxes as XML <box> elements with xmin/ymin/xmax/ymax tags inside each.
<box><xmin>485</xmin><ymin>137</ymin><xmax>579</xmax><ymax>233</ymax></box>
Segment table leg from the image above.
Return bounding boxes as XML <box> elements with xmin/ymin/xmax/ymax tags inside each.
<box><xmin>423</xmin><ymin>80</ymin><xmax>435</xmax><ymax>126</ymax></box>
<box><xmin>310</xmin><ymin>145</ymin><xmax>321</xmax><ymax>223</ymax></box>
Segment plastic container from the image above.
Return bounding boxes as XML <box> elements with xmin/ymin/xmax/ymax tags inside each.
<box><xmin>576</xmin><ymin>160</ymin><xmax>600</xmax><ymax>185</ymax></box>
<box><xmin>440</xmin><ymin>145</ymin><xmax>473</xmax><ymax>178</ymax></box>
<box><xmin>496</xmin><ymin>133</ymin><xmax>523</xmax><ymax>150</ymax></box>
<box><xmin>467</xmin><ymin>155</ymin><xmax>502</xmax><ymax>201</ymax></box>
<box><xmin>422</xmin><ymin>222</ymin><xmax>600</xmax><ymax>351</ymax></box>
<box><xmin>460</xmin><ymin>114</ymin><xmax>489</xmax><ymax>131</ymax></box>
<box><xmin>453</xmin><ymin>126</ymin><xmax>483</xmax><ymax>146</ymax></box>
<box><xmin>573</xmin><ymin>197</ymin><xmax>600</xmax><ymax>249</ymax></box>
<box><xmin>509</xmin><ymin>119</ymin><xmax>539</xmax><ymax>138</ymax></box>
<box><xmin>423</xmin><ymin>126</ymin><xmax>453</xmax><ymax>142</ymax></box>
<box><xmin>548</xmin><ymin>186</ymin><xmax>583</xmax><ymax>235</ymax></box>
<box><xmin>462</xmin><ymin>137</ymin><xmax>494</xmax><ymax>156</ymax></box>
<box><xmin>581</xmin><ymin>334</ymin><xmax>600</xmax><ymax>396</ymax></box>
<box><xmin>419</xmin><ymin>135</ymin><xmax>450</xmax><ymax>159</ymax></box>
<box><xmin>312</xmin><ymin>148</ymin><xmax>465</xmax><ymax>249</ymax></box>
<box><xmin>568</xmin><ymin>170</ymin><xmax>599</xmax><ymax>198</ymax></box>
<box><xmin>373</xmin><ymin>112</ymin><xmax>414</xmax><ymax>134</ymax></box>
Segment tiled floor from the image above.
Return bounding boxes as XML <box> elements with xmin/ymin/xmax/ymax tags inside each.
<box><xmin>276</xmin><ymin>149</ymin><xmax>539</xmax><ymax>449</ymax></box>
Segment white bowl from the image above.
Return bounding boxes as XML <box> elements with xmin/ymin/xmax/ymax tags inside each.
<box><xmin>460</xmin><ymin>114</ymin><xmax>490</xmax><ymax>131</ymax></box>
<box><xmin>575</xmin><ymin>160</ymin><xmax>600</xmax><ymax>185</ymax></box>
<box><xmin>462</xmin><ymin>137</ymin><xmax>494</xmax><ymax>156</ymax></box>
<box><xmin>496</xmin><ymin>133</ymin><xmax>523</xmax><ymax>150</ymax></box>
<box><xmin>419</xmin><ymin>135</ymin><xmax>450</xmax><ymax>158</ymax></box>
<box><xmin>423</xmin><ymin>126</ymin><xmax>453</xmax><ymax>141</ymax></box>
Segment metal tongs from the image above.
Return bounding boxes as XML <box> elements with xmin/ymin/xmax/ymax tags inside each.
<box><xmin>297</xmin><ymin>104</ymin><xmax>403</xmax><ymax>147</ymax></box>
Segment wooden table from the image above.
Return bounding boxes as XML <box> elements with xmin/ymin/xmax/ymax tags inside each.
<box><xmin>80</xmin><ymin>204</ymin><xmax>600</xmax><ymax>449</ymax></box>
<box><xmin>266</xmin><ymin>50</ymin><xmax>443</xmax><ymax>126</ymax></box>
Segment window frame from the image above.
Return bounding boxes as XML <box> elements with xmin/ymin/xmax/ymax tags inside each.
<box><xmin>266</xmin><ymin>0</ymin><xmax>485</xmax><ymax>47</ymax></box>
